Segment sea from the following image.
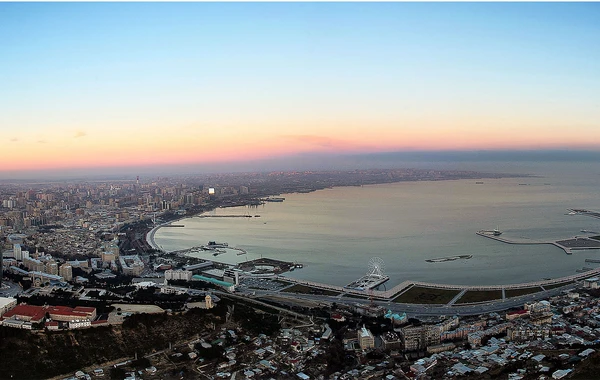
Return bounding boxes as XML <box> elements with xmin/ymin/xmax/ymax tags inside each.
<box><xmin>154</xmin><ymin>161</ymin><xmax>600</xmax><ymax>288</ymax></box>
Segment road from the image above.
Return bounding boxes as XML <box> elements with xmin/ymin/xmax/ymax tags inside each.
<box><xmin>240</xmin><ymin>282</ymin><xmax>577</xmax><ymax>317</ymax></box>
<box><xmin>0</xmin><ymin>280</ymin><xmax>22</xmax><ymax>298</ymax></box>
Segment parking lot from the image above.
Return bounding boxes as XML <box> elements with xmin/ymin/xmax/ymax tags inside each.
<box><xmin>238</xmin><ymin>277</ymin><xmax>290</xmax><ymax>291</ymax></box>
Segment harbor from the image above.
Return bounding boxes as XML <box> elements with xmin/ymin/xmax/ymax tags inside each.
<box><xmin>189</xmin><ymin>241</ymin><xmax>248</xmax><ymax>257</ymax></box>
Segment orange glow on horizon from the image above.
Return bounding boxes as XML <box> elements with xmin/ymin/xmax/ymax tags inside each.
<box><xmin>2</xmin><ymin>116</ymin><xmax>600</xmax><ymax>172</ymax></box>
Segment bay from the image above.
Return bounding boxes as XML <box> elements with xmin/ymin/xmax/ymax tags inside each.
<box><xmin>155</xmin><ymin>163</ymin><xmax>600</xmax><ymax>288</ymax></box>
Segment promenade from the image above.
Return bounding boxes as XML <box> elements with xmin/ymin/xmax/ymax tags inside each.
<box><xmin>146</xmin><ymin>223</ymin><xmax>168</xmax><ymax>251</ymax></box>
<box><xmin>275</xmin><ymin>266</ymin><xmax>600</xmax><ymax>303</ymax></box>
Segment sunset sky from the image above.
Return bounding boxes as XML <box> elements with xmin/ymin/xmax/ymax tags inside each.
<box><xmin>1</xmin><ymin>3</ymin><xmax>599</xmax><ymax>176</ymax></box>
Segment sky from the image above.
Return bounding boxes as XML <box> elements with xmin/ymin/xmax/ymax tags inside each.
<box><xmin>1</xmin><ymin>2</ymin><xmax>599</xmax><ymax>177</ymax></box>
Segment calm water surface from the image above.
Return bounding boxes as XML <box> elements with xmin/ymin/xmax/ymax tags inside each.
<box><xmin>155</xmin><ymin>165</ymin><xmax>600</xmax><ymax>287</ymax></box>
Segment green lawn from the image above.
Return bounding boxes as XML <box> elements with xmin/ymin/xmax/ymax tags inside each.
<box><xmin>543</xmin><ymin>281</ymin><xmax>574</xmax><ymax>290</ymax></box>
<box><xmin>455</xmin><ymin>290</ymin><xmax>503</xmax><ymax>304</ymax></box>
<box><xmin>505</xmin><ymin>287</ymin><xmax>544</xmax><ymax>298</ymax></box>
<box><xmin>392</xmin><ymin>286</ymin><xmax>461</xmax><ymax>305</ymax></box>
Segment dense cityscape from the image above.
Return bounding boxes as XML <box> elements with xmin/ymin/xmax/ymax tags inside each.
<box><xmin>2</xmin><ymin>2</ymin><xmax>600</xmax><ymax>379</ymax></box>
<box><xmin>1</xmin><ymin>169</ymin><xmax>600</xmax><ymax>380</ymax></box>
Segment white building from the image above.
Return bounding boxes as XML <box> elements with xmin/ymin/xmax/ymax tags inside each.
<box><xmin>223</xmin><ymin>268</ymin><xmax>241</xmax><ymax>285</ymax></box>
<box><xmin>0</xmin><ymin>297</ymin><xmax>17</xmax><ymax>317</ymax></box>
<box><xmin>1</xmin><ymin>319</ymin><xmax>32</xmax><ymax>329</ymax></box>
<box><xmin>584</xmin><ymin>277</ymin><xmax>600</xmax><ymax>289</ymax></box>
<box><xmin>161</xmin><ymin>286</ymin><xmax>187</xmax><ymax>295</ymax></box>
<box><xmin>165</xmin><ymin>269</ymin><xmax>192</xmax><ymax>281</ymax></box>
<box><xmin>13</xmin><ymin>244</ymin><xmax>21</xmax><ymax>259</ymax></box>
<box><xmin>69</xmin><ymin>320</ymin><xmax>92</xmax><ymax>329</ymax></box>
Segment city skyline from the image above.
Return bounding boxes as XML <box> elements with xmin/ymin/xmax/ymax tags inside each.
<box><xmin>1</xmin><ymin>2</ymin><xmax>599</xmax><ymax>177</ymax></box>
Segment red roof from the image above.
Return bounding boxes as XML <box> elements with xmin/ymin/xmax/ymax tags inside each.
<box><xmin>2</xmin><ymin>304</ymin><xmax>97</xmax><ymax>322</ymax></box>
<box><xmin>46</xmin><ymin>305</ymin><xmax>96</xmax><ymax>317</ymax></box>
<box><xmin>49</xmin><ymin>306</ymin><xmax>72</xmax><ymax>313</ymax></box>
<box><xmin>50</xmin><ymin>310</ymin><xmax>89</xmax><ymax>317</ymax></box>
<box><xmin>2</xmin><ymin>304</ymin><xmax>46</xmax><ymax>322</ymax></box>
<box><xmin>73</xmin><ymin>306</ymin><xmax>96</xmax><ymax>314</ymax></box>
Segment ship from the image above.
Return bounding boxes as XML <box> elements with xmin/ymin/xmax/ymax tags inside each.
<box><xmin>493</xmin><ymin>228</ymin><xmax>502</xmax><ymax>236</ymax></box>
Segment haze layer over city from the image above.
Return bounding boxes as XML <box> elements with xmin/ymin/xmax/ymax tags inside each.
<box><xmin>2</xmin><ymin>3</ymin><xmax>600</xmax><ymax>380</ymax></box>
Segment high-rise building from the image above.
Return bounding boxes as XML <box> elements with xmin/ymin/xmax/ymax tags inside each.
<box><xmin>13</xmin><ymin>244</ymin><xmax>21</xmax><ymax>260</ymax></box>
<box><xmin>23</xmin><ymin>257</ymin><xmax>44</xmax><ymax>272</ymax></box>
<box><xmin>358</xmin><ymin>325</ymin><xmax>375</xmax><ymax>350</ymax></box>
<box><xmin>59</xmin><ymin>264</ymin><xmax>73</xmax><ymax>281</ymax></box>
<box><xmin>45</xmin><ymin>261</ymin><xmax>59</xmax><ymax>275</ymax></box>
<box><xmin>400</xmin><ymin>325</ymin><xmax>441</xmax><ymax>351</ymax></box>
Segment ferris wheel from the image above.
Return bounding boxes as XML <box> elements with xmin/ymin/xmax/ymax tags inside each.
<box><xmin>368</xmin><ymin>257</ymin><xmax>385</xmax><ymax>278</ymax></box>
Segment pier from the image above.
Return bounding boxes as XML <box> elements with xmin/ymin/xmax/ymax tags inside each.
<box><xmin>568</xmin><ymin>209</ymin><xmax>600</xmax><ymax>219</ymax></box>
<box><xmin>475</xmin><ymin>231</ymin><xmax>600</xmax><ymax>254</ymax></box>
<box><xmin>345</xmin><ymin>274</ymin><xmax>390</xmax><ymax>290</ymax></box>
<box><xmin>344</xmin><ymin>257</ymin><xmax>390</xmax><ymax>290</ymax></box>
<box><xmin>196</xmin><ymin>215</ymin><xmax>254</xmax><ymax>218</ymax></box>
<box><xmin>426</xmin><ymin>255</ymin><xmax>472</xmax><ymax>263</ymax></box>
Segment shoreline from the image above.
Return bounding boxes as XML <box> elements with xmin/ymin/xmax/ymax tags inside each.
<box><xmin>145</xmin><ymin>174</ymin><xmax>586</xmax><ymax>290</ymax></box>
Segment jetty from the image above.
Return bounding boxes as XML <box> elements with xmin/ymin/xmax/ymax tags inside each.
<box><xmin>262</xmin><ymin>197</ymin><xmax>285</xmax><ymax>202</ymax></box>
<box><xmin>197</xmin><ymin>215</ymin><xmax>253</xmax><ymax>218</ymax></box>
<box><xmin>476</xmin><ymin>230</ymin><xmax>600</xmax><ymax>255</ymax></box>
<box><xmin>568</xmin><ymin>209</ymin><xmax>600</xmax><ymax>219</ymax></box>
<box><xmin>426</xmin><ymin>255</ymin><xmax>472</xmax><ymax>263</ymax></box>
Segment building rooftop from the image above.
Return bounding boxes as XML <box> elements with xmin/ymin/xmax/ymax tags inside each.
<box><xmin>0</xmin><ymin>297</ymin><xmax>17</xmax><ymax>311</ymax></box>
<box><xmin>2</xmin><ymin>304</ymin><xmax>46</xmax><ymax>322</ymax></box>
<box><xmin>360</xmin><ymin>327</ymin><xmax>373</xmax><ymax>339</ymax></box>
<box><xmin>192</xmin><ymin>275</ymin><xmax>234</xmax><ymax>288</ymax></box>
